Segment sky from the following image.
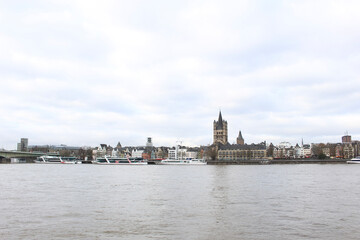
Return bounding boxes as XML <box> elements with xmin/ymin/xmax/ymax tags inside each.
<box><xmin>1</xmin><ymin>0</ymin><xmax>360</xmax><ymax>149</ymax></box>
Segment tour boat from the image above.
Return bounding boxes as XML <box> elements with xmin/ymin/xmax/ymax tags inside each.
<box><xmin>346</xmin><ymin>157</ymin><xmax>360</xmax><ymax>164</ymax></box>
<box><xmin>92</xmin><ymin>156</ymin><xmax>147</xmax><ymax>165</ymax></box>
<box><xmin>34</xmin><ymin>156</ymin><xmax>79</xmax><ymax>164</ymax></box>
<box><xmin>159</xmin><ymin>158</ymin><xmax>207</xmax><ymax>165</ymax></box>
<box><xmin>60</xmin><ymin>157</ymin><xmax>82</xmax><ymax>164</ymax></box>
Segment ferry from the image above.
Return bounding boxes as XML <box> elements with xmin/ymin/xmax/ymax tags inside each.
<box><xmin>92</xmin><ymin>156</ymin><xmax>148</xmax><ymax>165</ymax></box>
<box><xmin>34</xmin><ymin>156</ymin><xmax>80</xmax><ymax>164</ymax></box>
<box><xmin>159</xmin><ymin>158</ymin><xmax>207</xmax><ymax>165</ymax></box>
<box><xmin>346</xmin><ymin>157</ymin><xmax>360</xmax><ymax>164</ymax></box>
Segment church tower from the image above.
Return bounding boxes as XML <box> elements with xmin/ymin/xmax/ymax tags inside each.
<box><xmin>237</xmin><ymin>131</ymin><xmax>244</xmax><ymax>145</ymax></box>
<box><xmin>213</xmin><ymin>111</ymin><xmax>228</xmax><ymax>145</ymax></box>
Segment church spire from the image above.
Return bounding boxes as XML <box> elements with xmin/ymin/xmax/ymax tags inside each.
<box><xmin>215</xmin><ymin>110</ymin><xmax>224</xmax><ymax>130</ymax></box>
<box><xmin>238</xmin><ymin>131</ymin><xmax>243</xmax><ymax>140</ymax></box>
<box><xmin>237</xmin><ymin>130</ymin><xmax>244</xmax><ymax>145</ymax></box>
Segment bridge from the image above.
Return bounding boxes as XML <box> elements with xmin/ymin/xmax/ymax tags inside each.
<box><xmin>0</xmin><ymin>150</ymin><xmax>59</xmax><ymax>163</ymax></box>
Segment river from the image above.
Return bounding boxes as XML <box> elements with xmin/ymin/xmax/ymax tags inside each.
<box><xmin>1</xmin><ymin>164</ymin><xmax>359</xmax><ymax>239</ymax></box>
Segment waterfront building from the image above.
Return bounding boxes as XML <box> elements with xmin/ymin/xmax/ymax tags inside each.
<box><xmin>211</xmin><ymin>111</ymin><xmax>266</xmax><ymax>161</ymax></box>
<box><xmin>168</xmin><ymin>146</ymin><xmax>187</xmax><ymax>159</ymax></box>
<box><xmin>154</xmin><ymin>147</ymin><xmax>168</xmax><ymax>159</ymax></box>
<box><xmin>303</xmin><ymin>144</ymin><xmax>311</xmax><ymax>157</ymax></box>
<box><xmin>132</xmin><ymin>148</ymin><xmax>144</xmax><ymax>158</ymax></box>
<box><xmin>343</xmin><ymin>144</ymin><xmax>354</xmax><ymax>159</ymax></box>
<box><xmin>271</xmin><ymin>141</ymin><xmax>312</xmax><ymax>159</ymax></box>
<box><xmin>213</xmin><ymin>111</ymin><xmax>228</xmax><ymax>145</ymax></box>
<box><xmin>352</xmin><ymin>141</ymin><xmax>360</xmax><ymax>157</ymax></box>
<box><xmin>218</xmin><ymin>142</ymin><xmax>267</xmax><ymax>161</ymax></box>
<box><xmin>294</xmin><ymin>144</ymin><xmax>302</xmax><ymax>158</ymax></box>
<box><xmin>322</xmin><ymin>147</ymin><xmax>331</xmax><ymax>157</ymax></box>
<box><xmin>167</xmin><ymin>146</ymin><xmax>200</xmax><ymax>160</ymax></box>
<box><xmin>168</xmin><ymin>148</ymin><xmax>176</xmax><ymax>159</ymax></box>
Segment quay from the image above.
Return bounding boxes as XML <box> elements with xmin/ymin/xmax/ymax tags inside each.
<box><xmin>207</xmin><ymin>159</ymin><xmax>348</xmax><ymax>165</ymax></box>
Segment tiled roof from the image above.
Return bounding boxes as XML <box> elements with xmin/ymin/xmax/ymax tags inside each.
<box><xmin>219</xmin><ymin>143</ymin><xmax>266</xmax><ymax>150</ymax></box>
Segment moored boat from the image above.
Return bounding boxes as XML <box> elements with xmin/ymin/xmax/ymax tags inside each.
<box><xmin>60</xmin><ymin>157</ymin><xmax>82</xmax><ymax>164</ymax></box>
<box><xmin>92</xmin><ymin>156</ymin><xmax>147</xmax><ymax>165</ymax></box>
<box><xmin>347</xmin><ymin>157</ymin><xmax>360</xmax><ymax>164</ymax></box>
<box><xmin>34</xmin><ymin>156</ymin><xmax>78</xmax><ymax>164</ymax></box>
<box><xmin>159</xmin><ymin>158</ymin><xmax>207</xmax><ymax>165</ymax></box>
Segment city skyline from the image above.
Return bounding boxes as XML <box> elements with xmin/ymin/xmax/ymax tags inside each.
<box><xmin>1</xmin><ymin>1</ymin><xmax>360</xmax><ymax>149</ymax></box>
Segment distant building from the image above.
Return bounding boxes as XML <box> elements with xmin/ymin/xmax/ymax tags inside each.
<box><xmin>213</xmin><ymin>111</ymin><xmax>228</xmax><ymax>145</ymax></box>
<box><xmin>17</xmin><ymin>138</ymin><xmax>28</xmax><ymax>151</ymax></box>
<box><xmin>132</xmin><ymin>148</ymin><xmax>144</xmax><ymax>158</ymax></box>
<box><xmin>168</xmin><ymin>146</ymin><xmax>186</xmax><ymax>159</ymax></box>
<box><xmin>211</xmin><ymin>112</ymin><xmax>266</xmax><ymax>160</ymax></box>
<box><xmin>236</xmin><ymin>131</ymin><xmax>244</xmax><ymax>145</ymax></box>
<box><xmin>342</xmin><ymin>134</ymin><xmax>351</xmax><ymax>144</ymax></box>
<box><xmin>218</xmin><ymin>142</ymin><xmax>267</xmax><ymax>160</ymax></box>
<box><xmin>343</xmin><ymin>144</ymin><xmax>354</xmax><ymax>159</ymax></box>
<box><xmin>146</xmin><ymin>137</ymin><xmax>153</xmax><ymax>147</ymax></box>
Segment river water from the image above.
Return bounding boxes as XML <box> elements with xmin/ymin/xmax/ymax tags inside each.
<box><xmin>1</xmin><ymin>164</ymin><xmax>360</xmax><ymax>240</ymax></box>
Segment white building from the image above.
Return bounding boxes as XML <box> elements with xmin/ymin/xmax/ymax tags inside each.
<box><xmin>132</xmin><ymin>149</ymin><xmax>144</xmax><ymax>158</ymax></box>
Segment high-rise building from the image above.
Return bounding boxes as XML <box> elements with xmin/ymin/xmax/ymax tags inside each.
<box><xmin>342</xmin><ymin>134</ymin><xmax>351</xmax><ymax>143</ymax></box>
<box><xmin>213</xmin><ymin>111</ymin><xmax>228</xmax><ymax>145</ymax></box>
<box><xmin>17</xmin><ymin>138</ymin><xmax>28</xmax><ymax>151</ymax></box>
<box><xmin>146</xmin><ymin>137</ymin><xmax>153</xmax><ymax>147</ymax></box>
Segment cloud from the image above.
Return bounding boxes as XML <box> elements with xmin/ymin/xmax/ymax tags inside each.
<box><xmin>0</xmin><ymin>0</ymin><xmax>360</xmax><ymax>149</ymax></box>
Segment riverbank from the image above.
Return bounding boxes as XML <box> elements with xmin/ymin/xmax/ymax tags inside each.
<box><xmin>207</xmin><ymin>158</ymin><xmax>348</xmax><ymax>165</ymax></box>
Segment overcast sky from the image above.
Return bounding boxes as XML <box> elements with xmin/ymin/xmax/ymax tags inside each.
<box><xmin>1</xmin><ymin>0</ymin><xmax>359</xmax><ymax>149</ymax></box>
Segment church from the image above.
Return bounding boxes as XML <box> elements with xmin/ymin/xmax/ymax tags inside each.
<box><xmin>213</xmin><ymin>111</ymin><xmax>267</xmax><ymax>161</ymax></box>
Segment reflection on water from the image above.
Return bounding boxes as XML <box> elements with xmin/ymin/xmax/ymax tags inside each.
<box><xmin>1</xmin><ymin>164</ymin><xmax>360</xmax><ymax>239</ymax></box>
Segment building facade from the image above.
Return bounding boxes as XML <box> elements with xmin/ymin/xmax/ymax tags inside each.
<box><xmin>212</xmin><ymin>112</ymin><xmax>266</xmax><ymax>161</ymax></box>
<box><xmin>218</xmin><ymin>142</ymin><xmax>267</xmax><ymax>161</ymax></box>
<box><xmin>213</xmin><ymin>111</ymin><xmax>228</xmax><ymax>145</ymax></box>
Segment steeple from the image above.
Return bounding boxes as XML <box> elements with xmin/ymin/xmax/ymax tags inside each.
<box><xmin>216</xmin><ymin>111</ymin><xmax>223</xmax><ymax>130</ymax></box>
<box><xmin>213</xmin><ymin>111</ymin><xmax>228</xmax><ymax>145</ymax></box>
<box><xmin>237</xmin><ymin>130</ymin><xmax>244</xmax><ymax>145</ymax></box>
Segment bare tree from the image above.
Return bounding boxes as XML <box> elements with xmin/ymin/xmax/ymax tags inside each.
<box><xmin>205</xmin><ymin>145</ymin><xmax>218</xmax><ymax>161</ymax></box>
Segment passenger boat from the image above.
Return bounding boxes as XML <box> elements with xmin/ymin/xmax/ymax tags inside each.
<box><xmin>60</xmin><ymin>157</ymin><xmax>82</xmax><ymax>164</ymax></box>
<box><xmin>92</xmin><ymin>156</ymin><xmax>147</xmax><ymax>165</ymax></box>
<box><xmin>34</xmin><ymin>156</ymin><xmax>80</xmax><ymax>164</ymax></box>
<box><xmin>346</xmin><ymin>157</ymin><xmax>360</xmax><ymax>164</ymax></box>
<box><xmin>159</xmin><ymin>158</ymin><xmax>207</xmax><ymax>165</ymax></box>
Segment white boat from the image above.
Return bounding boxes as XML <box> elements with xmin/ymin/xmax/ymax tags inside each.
<box><xmin>159</xmin><ymin>158</ymin><xmax>207</xmax><ymax>165</ymax></box>
<box><xmin>158</xmin><ymin>142</ymin><xmax>207</xmax><ymax>165</ymax></box>
<box><xmin>60</xmin><ymin>157</ymin><xmax>82</xmax><ymax>164</ymax></box>
<box><xmin>347</xmin><ymin>157</ymin><xmax>360</xmax><ymax>164</ymax></box>
<box><xmin>34</xmin><ymin>156</ymin><xmax>79</xmax><ymax>164</ymax></box>
<box><xmin>92</xmin><ymin>156</ymin><xmax>147</xmax><ymax>165</ymax></box>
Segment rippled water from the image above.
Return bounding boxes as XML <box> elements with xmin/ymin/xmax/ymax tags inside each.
<box><xmin>1</xmin><ymin>164</ymin><xmax>360</xmax><ymax>239</ymax></box>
